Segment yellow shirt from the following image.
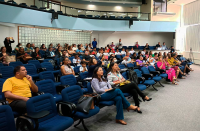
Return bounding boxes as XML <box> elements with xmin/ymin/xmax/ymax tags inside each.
<box><xmin>2</xmin><ymin>77</ymin><xmax>32</xmax><ymax>103</ymax></box>
<box><xmin>167</xmin><ymin>57</ymin><xmax>179</xmax><ymax>66</ymax></box>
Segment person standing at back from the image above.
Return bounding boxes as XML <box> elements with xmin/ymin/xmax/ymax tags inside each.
<box><xmin>92</xmin><ymin>38</ymin><xmax>97</xmax><ymax>48</ymax></box>
<box><xmin>4</xmin><ymin>37</ymin><xmax>15</xmax><ymax>54</ymax></box>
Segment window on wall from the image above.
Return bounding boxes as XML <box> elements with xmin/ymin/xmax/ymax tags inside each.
<box><xmin>18</xmin><ymin>26</ymin><xmax>91</xmax><ymax>48</ymax></box>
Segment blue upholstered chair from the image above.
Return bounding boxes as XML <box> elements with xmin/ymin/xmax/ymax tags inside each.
<box><xmin>148</xmin><ymin>65</ymin><xmax>168</xmax><ymax>79</ymax></box>
<box><xmin>0</xmin><ymin>66</ymin><xmax>14</xmax><ymax>79</ymax></box>
<box><xmin>134</xmin><ymin>69</ymin><xmax>156</xmax><ymax>90</ymax></box>
<box><xmin>87</xmin><ymin>82</ymin><xmax>115</xmax><ymax>106</ymax></box>
<box><xmin>60</xmin><ymin>75</ymin><xmax>88</xmax><ymax>93</ymax></box>
<box><xmin>141</xmin><ymin>67</ymin><xmax>163</xmax><ymax>90</ymax></box>
<box><xmin>9</xmin><ymin>61</ymin><xmax>23</xmax><ymax>68</ymax></box>
<box><xmin>39</xmin><ymin>71</ymin><xmax>61</xmax><ymax>87</ymax></box>
<box><xmin>28</xmin><ymin>60</ymin><xmax>42</xmax><ymax>69</ymax></box>
<box><xmin>0</xmin><ymin>105</ymin><xmax>17</xmax><ymax>131</ymax></box>
<box><xmin>26</xmin><ymin>94</ymin><xmax>74</xmax><ymax>131</ymax></box>
<box><xmin>41</xmin><ymin>62</ymin><xmax>59</xmax><ymax>74</ymax></box>
<box><xmin>61</xmin><ymin>85</ymin><xmax>100</xmax><ymax>131</ymax></box>
<box><xmin>116</xmin><ymin>55</ymin><xmax>122</xmax><ymax>60</ymax></box>
<box><xmin>118</xmin><ymin>64</ymin><xmax>126</xmax><ymax>69</ymax></box>
<box><xmin>23</xmin><ymin>64</ymin><xmax>39</xmax><ymax>80</ymax></box>
<box><xmin>36</xmin><ymin>79</ymin><xmax>62</xmax><ymax>103</ymax></box>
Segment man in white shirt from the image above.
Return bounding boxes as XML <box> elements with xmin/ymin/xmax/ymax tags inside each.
<box><xmin>73</xmin><ymin>54</ymin><xmax>81</xmax><ymax>66</ymax></box>
<box><xmin>72</xmin><ymin>44</ymin><xmax>77</xmax><ymax>51</ymax></box>
<box><xmin>141</xmin><ymin>49</ymin><xmax>146</xmax><ymax>56</ymax></box>
<box><xmin>117</xmin><ymin>39</ymin><xmax>123</xmax><ymax>50</ymax></box>
<box><xmin>115</xmin><ymin>49</ymin><xmax>121</xmax><ymax>55</ymax></box>
<box><xmin>79</xmin><ymin>61</ymin><xmax>88</xmax><ymax>72</ymax></box>
<box><xmin>129</xmin><ymin>48</ymin><xmax>135</xmax><ymax>55</ymax></box>
<box><xmin>121</xmin><ymin>52</ymin><xmax>132</xmax><ymax>65</ymax></box>
<box><xmin>121</xmin><ymin>48</ymin><xmax>126</xmax><ymax>55</ymax></box>
<box><xmin>96</xmin><ymin>49</ymin><xmax>103</xmax><ymax>58</ymax></box>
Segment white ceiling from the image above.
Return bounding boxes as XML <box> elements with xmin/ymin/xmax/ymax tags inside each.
<box><xmin>168</xmin><ymin>0</ymin><xmax>197</xmax><ymax>5</ymax></box>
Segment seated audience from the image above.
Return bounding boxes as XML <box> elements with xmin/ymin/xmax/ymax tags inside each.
<box><xmin>136</xmin><ymin>56</ymin><xmax>147</xmax><ymax>68</ymax></box>
<box><xmin>31</xmin><ymin>43</ymin><xmax>35</xmax><ymax>52</ymax></box>
<box><xmin>88</xmin><ymin>57</ymin><xmax>103</xmax><ymax>77</ymax></box>
<box><xmin>72</xmin><ymin>44</ymin><xmax>77</xmax><ymax>51</ymax></box>
<box><xmin>96</xmin><ymin>49</ymin><xmax>103</xmax><ymax>58</ymax></box>
<box><xmin>110</xmin><ymin>42</ymin><xmax>115</xmax><ymax>49</ymax></box>
<box><xmin>141</xmin><ymin>49</ymin><xmax>146</xmax><ymax>56</ymax></box>
<box><xmin>158</xmin><ymin>52</ymin><xmax>162</xmax><ymax>57</ymax></box>
<box><xmin>0</xmin><ymin>47</ymin><xmax>10</xmax><ymax>65</ymax></box>
<box><xmin>144</xmin><ymin>43</ymin><xmax>149</xmax><ymax>50</ymax></box>
<box><xmin>15</xmin><ymin>43</ymin><xmax>22</xmax><ymax>53</ymax></box>
<box><xmin>145</xmin><ymin>51</ymin><xmax>149</xmax><ymax>58</ymax></box>
<box><xmin>68</xmin><ymin>46</ymin><xmax>76</xmax><ymax>55</ymax></box>
<box><xmin>76</xmin><ymin>45</ymin><xmax>84</xmax><ymax>54</ymax></box>
<box><xmin>73</xmin><ymin>54</ymin><xmax>81</xmax><ymax>66</ymax></box>
<box><xmin>40</xmin><ymin>44</ymin><xmax>47</xmax><ymax>51</ymax></box>
<box><xmin>49</xmin><ymin>43</ymin><xmax>55</xmax><ymax>51</ymax></box>
<box><xmin>156</xmin><ymin>42</ymin><xmax>162</xmax><ymax>49</ymax></box>
<box><xmin>149</xmin><ymin>51</ymin><xmax>153</xmax><ymax>57</ymax></box>
<box><xmin>162</xmin><ymin>42</ymin><xmax>168</xmax><ymax>50</ymax></box>
<box><xmin>147</xmin><ymin>55</ymin><xmax>156</xmax><ymax>66</ymax></box>
<box><xmin>25</xmin><ymin>43</ymin><xmax>33</xmax><ymax>52</ymax></box>
<box><xmin>60</xmin><ymin>50</ymin><xmax>69</xmax><ymax>65</ymax></box>
<box><xmin>129</xmin><ymin>47</ymin><xmax>135</xmax><ymax>55</ymax></box>
<box><xmin>46</xmin><ymin>47</ymin><xmax>55</xmax><ymax>58</ymax></box>
<box><xmin>135</xmin><ymin>41</ymin><xmax>140</xmax><ymax>49</ymax></box>
<box><xmin>80</xmin><ymin>44</ymin><xmax>85</xmax><ymax>51</ymax></box>
<box><xmin>16</xmin><ymin>47</ymin><xmax>32</xmax><ymax>64</ymax></box>
<box><xmin>107</xmin><ymin>62</ymin><xmax>152</xmax><ymax>113</ymax></box>
<box><xmin>61</xmin><ymin>57</ymin><xmax>75</xmax><ymax>76</ymax></box>
<box><xmin>31</xmin><ymin>47</ymin><xmax>41</xmax><ymax>60</ymax></box>
<box><xmin>109</xmin><ymin>49</ymin><xmax>115</xmax><ymax>57</ymax></box>
<box><xmin>163</xmin><ymin>52</ymin><xmax>167</xmax><ymax>57</ymax></box>
<box><xmin>91</xmin><ymin>48</ymin><xmax>97</xmax><ymax>55</ymax></box>
<box><xmin>103</xmin><ymin>50</ymin><xmax>109</xmax><ymax>60</ymax></box>
<box><xmin>88</xmin><ymin>43</ymin><xmax>93</xmax><ymax>50</ymax></box>
<box><xmin>80</xmin><ymin>61</ymin><xmax>88</xmax><ymax>73</ymax></box>
<box><xmin>91</xmin><ymin>66</ymin><xmax>138</xmax><ymax>125</ymax></box>
<box><xmin>154</xmin><ymin>53</ymin><xmax>158</xmax><ymax>61</ymax></box>
<box><xmin>170</xmin><ymin>46</ymin><xmax>175</xmax><ymax>53</ymax></box>
<box><xmin>122</xmin><ymin>53</ymin><xmax>132</xmax><ymax>65</ymax></box>
<box><xmin>115</xmin><ymin>49</ymin><xmax>121</xmax><ymax>55</ymax></box>
<box><xmin>121</xmin><ymin>48</ymin><xmax>126</xmax><ymax>55</ymax></box>
<box><xmin>131</xmin><ymin>53</ymin><xmax>137</xmax><ymax>62</ymax></box>
<box><xmin>82</xmin><ymin>51</ymin><xmax>91</xmax><ymax>63</ymax></box>
<box><xmin>55</xmin><ymin>46</ymin><xmax>62</xmax><ymax>58</ymax></box>
<box><xmin>63</xmin><ymin>43</ymin><xmax>69</xmax><ymax>50</ymax></box>
<box><xmin>56</xmin><ymin>43</ymin><xmax>61</xmax><ymax>49</ymax></box>
<box><xmin>2</xmin><ymin>66</ymin><xmax>38</xmax><ymax>113</ymax></box>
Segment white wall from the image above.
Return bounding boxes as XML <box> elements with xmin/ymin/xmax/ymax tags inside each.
<box><xmin>91</xmin><ymin>31</ymin><xmax>174</xmax><ymax>48</ymax></box>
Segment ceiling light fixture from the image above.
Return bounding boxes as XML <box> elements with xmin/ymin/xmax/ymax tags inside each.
<box><xmin>115</xmin><ymin>6</ymin><xmax>121</xmax><ymax>9</ymax></box>
<box><xmin>88</xmin><ymin>5</ymin><xmax>95</xmax><ymax>8</ymax></box>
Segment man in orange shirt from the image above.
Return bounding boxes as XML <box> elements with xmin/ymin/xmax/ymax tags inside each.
<box><xmin>2</xmin><ymin>66</ymin><xmax>38</xmax><ymax>113</ymax></box>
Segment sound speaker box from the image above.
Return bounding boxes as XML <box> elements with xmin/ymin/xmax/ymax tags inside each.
<box><xmin>52</xmin><ymin>12</ymin><xmax>58</xmax><ymax>19</ymax></box>
<box><xmin>129</xmin><ymin>20</ymin><xmax>133</xmax><ymax>27</ymax></box>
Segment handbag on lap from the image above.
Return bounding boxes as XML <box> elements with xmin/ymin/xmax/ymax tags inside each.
<box><xmin>5</xmin><ymin>55</ymin><xmax>16</xmax><ymax>62</ymax></box>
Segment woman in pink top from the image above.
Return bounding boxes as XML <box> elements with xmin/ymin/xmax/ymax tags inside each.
<box><xmin>157</xmin><ymin>56</ymin><xmax>178</xmax><ymax>85</ymax></box>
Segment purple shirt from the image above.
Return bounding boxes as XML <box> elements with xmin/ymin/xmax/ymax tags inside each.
<box><xmin>136</xmin><ymin>59</ymin><xmax>143</xmax><ymax>66</ymax></box>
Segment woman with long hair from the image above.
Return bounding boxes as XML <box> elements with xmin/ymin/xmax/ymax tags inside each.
<box><xmin>67</xmin><ymin>46</ymin><xmax>75</xmax><ymax>55</ymax></box>
<box><xmin>107</xmin><ymin>62</ymin><xmax>152</xmax><ymax>113</ymax></box>
<box><xmin>91</xmin><ymin>66</ymin><xmax>138</xmax><ymax>125</ymax></box>
<box><xmin>88</xmin><ymin>57</ymin><xmax>103</xmax><ymax>77</ymax></box>
<box><xmin>0</xmin><ymin>47</ymin><xmax>10</xmax><ymax>65</ymax></box>
<box><xmin>31</xmin><ymin>47</ymin><xmax>41</xmax><ymax>60</ymax></box>
<box><xmin>40</xmin><ymin>44</ymin><xmax>47</xmax><ymax>51</ymax></box>
<box><xmin>60</xmin><ymin>57</ymin><xmax>75</xmax><ymax>76</ymax></box>
<box><xmin>157</xmin><ymin>56</ymin><xmax>178</xmax><ymax>85</ymax></box>
<box><xmin>16</xmin><ymin>47</ymin><xmax>31</xmax><ymax>64</ymax></box>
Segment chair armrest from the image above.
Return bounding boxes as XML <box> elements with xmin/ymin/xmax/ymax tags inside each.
<box><xmin>142</xmin><ymin>74</ymin><xmax>153</xmax><ymax>79</ymax></box>
<box><xmin>0</xmin><ymin>73</ymin><xmax>2</xmax><ymax>78</ymax></box>
<box><xmin>150</xmin><ymin>71</ymin><xmax>160</xmax><ymax>76</ymax></box>
<box><xmin>56</xmin><ymin>85</ymin><xmax>69</xmax><ymax>94</ymax></box>
<box><xmin>157</xmin><ymin>69</ymin><xmax>166</xmax><ymax>73</ymax></box>
<box><xmin>32</xmin><ymin>92</ymin><xmax>44</xmax><ymax>97</ymax></box>
<box><xmin>138</xmin><ymin>77</ymin><xmax>145</xmax><ymax>84</ymax></box>
<box><xmin>76</xmin><ymin>83</ymin><xmax>85</xmax><ymax>88</ymax></box>
<box><xmin>57</xmin><ymin>101</ymin><xmax>77</xmax><ymax>117</ymax></box>
<box><xmin>24</xmin><ymin>110</ymin><xmax>50</xmax><ymax>120</ymax></box>
<box><xmin>37</xmin><ymin>68</ymin><xmax>46</xmax><ymax>73</ymax></box>
<box><xmin>0</xmin><ymin>100</ymin><xmax>9</xmax><ymax>105</ymax></box>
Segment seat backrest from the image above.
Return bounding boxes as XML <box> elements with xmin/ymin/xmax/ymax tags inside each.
<box><xmin>61</xmin><ymin>85</ymin><xmax>83</xmax><ymax>105</ymax></box>
<box><xmin>24</xmin><ymin>64</ymin><xmax>37</xmax><ymax>75</ymax></box>
<box><xmin>115</xmin><ymin>55</ymin><xmax>121</xmax><ymax>59</ymax></box>
<box><xmin>0</xmin><ymin>79</ymin><xmax>6</xmax><ymax>100</ymax></box>
<box><xmin>0</xmin><ymin>105</ymin><xmax>16</xmax><ymax>131</ymax></box>
<box><xmin>9</xmin><ymin>61</ymin><xmax>23</xmax><ymax>68</ymax></box>
<box><xmin>43</xmin><ymin>59</ymin><xmax>53</xmax><ymax>63</ymax></box>
<box><xmin>127</xmin><ymin>63</ymin><xmax>134</xmax><ymax>68</ymax></box>
<box><xmin>141</xmin><ymin>67</ymin><xmax>150</xmax><ymax>74</ymax></box>
<box><xmin>122</xmin><ymin>72</ymin><xmax>128</xmax><ymax>80</ymax></box>
<box><xmin>26</xmin><ymin>94</ymin><xmax>57</xmax><ymax>123</ymax></box>
<box><xmin>41</xmin><ymin>62</ymin><xmax>54</xmax><ymax>71</ymax></box>
<box><xmin>118</xmin><ymin>64</ymin><xmax>126</xmax><ymax>69</ymax></box>
<box><xmin>79</xmin><ymin>72</ymin><xmax>88</xmax><ymax>80</ymax></box>
<box><xmin>39</xmin><ymin>71</ymin><xmax>55</xmax><ymax>82</ymax></box>
<box><xmin>36</xmin><ymin>79</ymin><xmax>56</xmax><ymax>95</ymax></box>
<box><xmin>0</xmin><ymin>63</ymin><xmax>4</xmax><ymax>67</ymax></box>
<box><xmin>134</xmin><ymin>69</ymin><xmax>142</xmax><ymax>77</ymax></box>
<box><xmin>74</xmin><ymin>66</ymin><xmax>80</xmax><ymax>74</ymax></box>
<box><xmin>148</xmin><ymin>66</ymin><xmax>156</xmax><ymax>72</ymax></box>
<box><xmin>0</xmin><ymin>66</ymin><xmax>14</xmax><ymax>79</ymax></box>
<box><xmin>154</xmin><ymin>63</ymin><xmax>159</xmax><ymax>70</ymax></box>
<box><xmin>87</xmin><ymin>82</ymin><xmax>93</xmax><ymax>93</ymax></box>
<box><xmin>60</xmin><ymin>75</ymin><xmax>77</xmax><ymax>86</ymax></box>
<box><xmin>28</xmin><ymin>60</ymin><xmax>41</xmax><ymax>69</ymax></box>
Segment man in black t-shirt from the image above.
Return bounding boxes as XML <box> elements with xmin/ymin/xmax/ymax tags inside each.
<box><xmin>82</xmin><ymin>51</ymin><xmax>91</xmax><ymax>63</ymax></box>
<box><xmin>156</xmin><ymin>42</ymin><xmax>162</xmax><ymax>49</ymax></box>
